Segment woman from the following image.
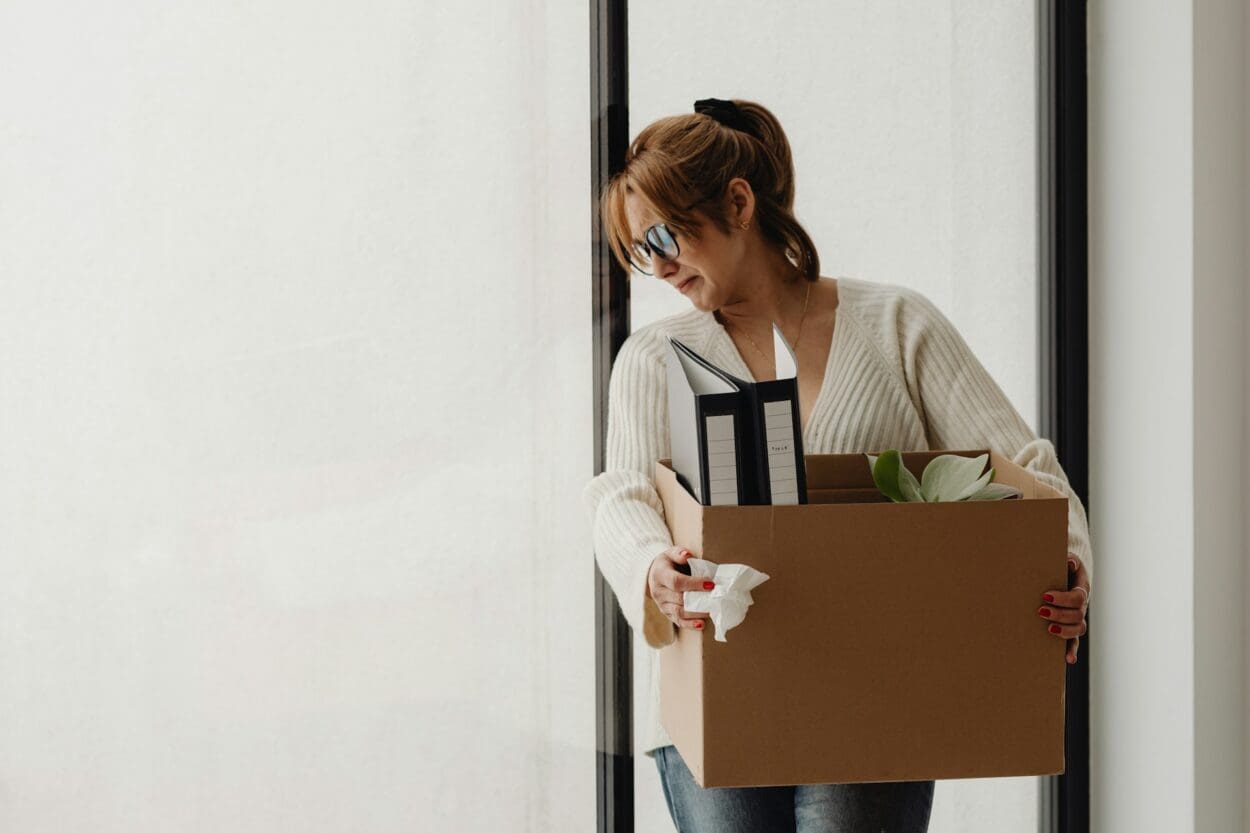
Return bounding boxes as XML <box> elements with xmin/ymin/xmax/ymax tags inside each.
<box><xmin>583</xmin><ymin>98</ymin><xmax>1093</xmax><ymax>833</ymax></box>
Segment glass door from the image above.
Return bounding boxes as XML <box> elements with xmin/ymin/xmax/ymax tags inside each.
<box><xmin>623</xmin><ymin>3</ymin><xmax>1048</xmax><ymax>830</ymax></box>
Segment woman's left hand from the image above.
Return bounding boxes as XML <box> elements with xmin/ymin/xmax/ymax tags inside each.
<box><xmin>1038</xmin><ymin>553</ymin><xmax>1090</xmax><ymax>664</ymax></box>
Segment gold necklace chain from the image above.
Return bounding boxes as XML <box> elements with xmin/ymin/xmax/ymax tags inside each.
<box><xmin>727</xmin><ymin>280</ymin><xmax>812</xmax><ymax>366</ymax></box>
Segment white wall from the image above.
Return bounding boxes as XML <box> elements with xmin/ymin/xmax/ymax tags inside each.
<box><xmin>1192</xmin><ymin>2</ymin><xmax>1248</xmax><ymax>831</ymax></box>
<box><xmin>628</xmin><ymin>3</ymin><xmax>1044</xmax><ymax>831</ymax></box>
<box><xmin>1088</xmin><ymin>1</ymin><xmax>1248</xmax><ymax>831</ymax></box>
<box><xmin>0</xmin><ymin>2</ymin><xmax>595</xmax><ymax>830</ymax></box>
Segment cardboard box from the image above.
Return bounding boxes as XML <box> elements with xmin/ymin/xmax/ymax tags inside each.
<box><xmin>654</xmin><ymin>449</ymin><xmax>1070</xmax><ymax>788</ymax></box>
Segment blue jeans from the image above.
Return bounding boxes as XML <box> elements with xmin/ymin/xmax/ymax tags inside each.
<box><xmin>654</xmin><ymin>745</ymin><xmax>935</xmax><ymax>833</ymax></box>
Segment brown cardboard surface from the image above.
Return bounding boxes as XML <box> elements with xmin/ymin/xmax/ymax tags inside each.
<box><xmin>655</xmin><ymin>450</ymin><xmax>1069</xmax><ymax>787</ymax></box>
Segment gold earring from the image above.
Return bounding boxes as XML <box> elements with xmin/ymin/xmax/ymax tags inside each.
<box><xmin>739</xmin><ymin>220</ymin><xmax>750</xmax><ymax>230</ymax></box>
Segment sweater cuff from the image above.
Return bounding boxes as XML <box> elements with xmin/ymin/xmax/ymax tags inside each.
<box><xmin>584</xmin><ymin>471</ymin><xmax>679</xmax><ymax>649</ymax></box>
<box><xmin>1010</xmin><ymin>437</ymin><xmax>1095</xmax><ymax>598</ymax></box>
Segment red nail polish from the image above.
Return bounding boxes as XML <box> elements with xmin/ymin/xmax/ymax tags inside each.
<box><xmin>1043</xmin><ymin>594</ymin><xmax>1055</xmax><ymax>603</ymax></box>
<box><xmin>703</xmin><ymin>581</ymin><xmax>715</xmax><ymax>590</ymax></box>
<box><xmin>1038</xmin><ymin>607</ymin><xmax>1051</xmax><ymax>617</ymax></box>
<box><xmin>695</xmin><ymin>621</ymin><xmax>703</xmax><ymax>629</ymax></box>
<box><xmin>1049</xmin><ymin>624</ymin><xmax>1061</xmax><ymax>634</ymax></box>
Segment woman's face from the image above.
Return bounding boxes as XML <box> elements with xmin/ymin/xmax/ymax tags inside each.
<box><xmin>623</xmin><ymin>190</ymin><xmax>748</xmax><ymax>312</ymax></box>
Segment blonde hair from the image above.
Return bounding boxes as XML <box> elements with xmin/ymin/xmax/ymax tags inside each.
<box><xmin>598</xmin><ymin>98</ymin><xmax>819</xmax><ymax>282</ymax></box>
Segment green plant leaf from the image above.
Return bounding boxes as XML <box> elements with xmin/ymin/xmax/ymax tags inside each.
<box><xmin>919</xmin><ymin>453</ymin><xmax>990</xmax><ymax>502</ymax></box>
<box><xmin>899</xmin><ymin>462</ymin><xmax>923</xmax><ymax>502</ymax></box>
<box><xmin>951</xmin><ymin>467</ymin><xmax>994</xmax><ymax>501</ymax></box>
<box><xmin>868</xmin><ymin>449</ymin><xmax>906</xmax><ymax>503</ymax></box>
<box><xmin>965</xmin><ymin>482</ymin><xmax>1021</xmax><ymax>500</ymax></box>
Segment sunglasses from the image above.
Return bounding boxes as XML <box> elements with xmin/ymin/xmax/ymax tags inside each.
<box><xmin>627</xmin><ymin>223</ymin><xmax>681</xmax><ymax>276</ymax></box>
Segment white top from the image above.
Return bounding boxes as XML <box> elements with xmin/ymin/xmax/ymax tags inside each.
<box><xmin>582</xmin><ymin>275</ymin><xmax>1094</xmax><ymax>758</ymax></box>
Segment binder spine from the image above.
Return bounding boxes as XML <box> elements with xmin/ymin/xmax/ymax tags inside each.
<box><xmin>762</xmin><ymin>399</ymin><xmax>800</xmax><ymax>505</ymax></box>
<box><xmin>702</xmin><ymin>410</ymin><xmax>741</xmax><ymax>506</ymax></box>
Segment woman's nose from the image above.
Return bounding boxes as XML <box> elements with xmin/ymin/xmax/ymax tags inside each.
<box><xmin>653</xmin><ymin>255</ymin><xmax>680</xmax><ymax>279</ymax></box>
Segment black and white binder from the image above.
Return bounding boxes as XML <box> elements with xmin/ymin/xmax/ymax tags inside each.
<box><xmin>665</xmin><ymin>324</ymin><xmax>808</xmax><ymax>506</ymax></box>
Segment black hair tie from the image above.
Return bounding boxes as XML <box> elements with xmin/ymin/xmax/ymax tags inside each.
<box><xmin>694</xmin><ymin>98</ymin><xmax>751</xmax><ymax>133</ymax></box>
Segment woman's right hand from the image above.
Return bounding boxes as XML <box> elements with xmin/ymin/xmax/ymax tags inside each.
<box><xmin>647</xmin><ymin>546</ymin><xmax>714</xmax><ymax>630</ymax></box>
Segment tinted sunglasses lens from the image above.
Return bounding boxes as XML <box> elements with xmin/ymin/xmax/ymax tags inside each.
<box><xmin>647</xmin><ymin>225</ymin><xmax>679</xmax><ymax>260</ymax></box>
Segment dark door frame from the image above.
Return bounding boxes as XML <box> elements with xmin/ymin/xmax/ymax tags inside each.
<box><xmin>1037</xmin><ymin>1</ymin><xmax>1091</xmax><ymax>831</ymax></box>
<box><xmin>590</xmin><ymin>0</ymin><xmax>632</xmax><ymax>831</ymax></box>
<box><xmin>591</xmin><ymin>3</ymin><xmax>1091</xmax><ymax>831</ymax></box>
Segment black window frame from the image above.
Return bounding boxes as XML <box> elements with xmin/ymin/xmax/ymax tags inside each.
<box><xmin>590</xmin><ymin>2</ymin><xmax>1091</xmax><ymax>830</ymax></box>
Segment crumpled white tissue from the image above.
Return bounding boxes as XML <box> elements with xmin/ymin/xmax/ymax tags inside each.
<box><xmin>681</xmin><ymin>558</ymin><xmax>771</xmax><ymax>642</ymax></box>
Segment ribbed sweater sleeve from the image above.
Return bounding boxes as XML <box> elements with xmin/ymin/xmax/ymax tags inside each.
<box><xmin>582</xmin><ymin>329</ymin><xmax>679</xmax><ymax>649</ymax></box>
<box><xmin>889</xmin><ymin>287</ymin><xmax>1095</xmax><ymax>595</ymax></box>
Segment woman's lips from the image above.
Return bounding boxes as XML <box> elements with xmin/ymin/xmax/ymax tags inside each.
<box><xmin>678</xmin><ymin>276</ymin><xmax>699</xmax><ymax>293</ymax></box>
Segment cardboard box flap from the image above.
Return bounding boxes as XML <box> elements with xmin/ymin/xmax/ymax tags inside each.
<box><xmin>655</xmin><ymin>460</ymin><xmax>706</xmax><ymax>554</ymax></box>
<box><xmin>987</xmin><ymin>450</ymin><xmax>1068</xmax><ymax>499</ymax></box>
<box><xmin>806</xmin><ymin>449</ymin><xmax>992</xmax><ymax>490</ymax></box>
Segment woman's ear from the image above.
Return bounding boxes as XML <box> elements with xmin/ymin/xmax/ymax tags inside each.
<box><xmin>724</xmin><ymin>177</ymin><xmax>755</xmax><ymax>227</ymax></box>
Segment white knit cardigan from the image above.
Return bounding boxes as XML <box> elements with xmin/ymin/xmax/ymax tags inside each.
<box><xmin>582</xmin><ymin>275</ymin><xmax>1094</xmax><ymax>757</ymax></box>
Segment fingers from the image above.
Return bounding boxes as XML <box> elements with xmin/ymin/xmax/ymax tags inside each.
<box><xmin>666</xmin><ymin>571</ymin><xmax>717</xmax><ymax>593</ymax></box>
<box><xmin>659</xmin><ymin>599</ymin><xmax>711</xmax><ymax>629</ymax></box>
<box><xmin>654</xmin><ymin>586</ymin><xmax>711</xmax><ymax>616</ymax></box>
<box><xmin>664</xmin><ymin>545</ymin><xmax>692</xmax><ymax>564</ymax></box>
<box><xmin>1040</xmin><ymin>572</ymin><xmax>1088</xmax><ymax>663</ymax></box>
<box><xmin>1044</xmin><ymin>618</ymin><xmax>1087</xmax><ymax>639</ymax></box>
<box><xmin>1068</xmin><ymin>555</ymin><xmax>1091</xmax><ymax>601</ymax></box>
<box><xmin>648</xmin><ymin>546</ymin><xmax>716</xmax><ymax>629</ymax></box>
<box><xmin>652</xmin><ymin>548</ymin><xmax>716</xmax><ymax>594</ymax></box>
<box><xmin>1043</xmin><ymin>554</ymin><xmax>1091</xmax><ymax>612</ymax></box>
<box><xmin>1042</xmin><ymin>584</ymin><xmax>1088</xmax><ymax>612</ymax></box>
<box><xmin>1037</xmin><ymin>603</ymin><xmax>1083</xmax><ymax>625</ymax></box>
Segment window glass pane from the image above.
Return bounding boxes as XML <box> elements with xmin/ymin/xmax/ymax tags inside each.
<box><xmin>627</xmin><ymin>3</ymin><xmax>1042</xmax><ymax>830</ymax></box>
